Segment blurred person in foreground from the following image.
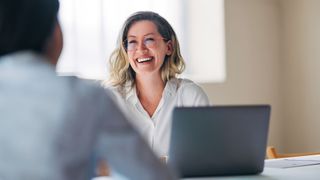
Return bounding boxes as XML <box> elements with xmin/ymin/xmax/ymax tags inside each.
<box><xmin>0</xmin><ymin>0</ymin><xmax>176</xmax><ymax>179</ymax></box>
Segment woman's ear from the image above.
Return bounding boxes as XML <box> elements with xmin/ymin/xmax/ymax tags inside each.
<box><xmin>44</xmin><ymin>21</ymin><xmax>63</xmax><ymax>65</ymax></box>
<box><xmin>166</xmin><ymin>40</ymin><xmax>173</xmax><ymax>56</ymax></box>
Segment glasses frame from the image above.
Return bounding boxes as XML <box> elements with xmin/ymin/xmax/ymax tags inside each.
<box><xmin>123</xmin><ymin>36</ymin><xmax>168</xmax><ymax>52</ymax></box>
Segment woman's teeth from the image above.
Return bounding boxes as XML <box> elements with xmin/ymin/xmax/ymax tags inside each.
<box><xmin>137</xmin><ymin>57</ymin><xmax>152</xmax><ymax>63</ymax></box>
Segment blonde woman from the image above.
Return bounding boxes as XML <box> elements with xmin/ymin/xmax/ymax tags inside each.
<box><xmin>107</xmin><ymin>11</ymin><xmax>210</xmax><ymax>158</ymax></box>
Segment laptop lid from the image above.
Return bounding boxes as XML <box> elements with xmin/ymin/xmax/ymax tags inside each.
<box><xmin>168</xmin><ymin>105</ymin><xmax>271</xmax><ymax>177</ymax></box>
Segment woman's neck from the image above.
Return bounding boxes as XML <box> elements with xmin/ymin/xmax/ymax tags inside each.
<box><xmin>135</xmin><ymin>73</ymin><xmax>165</xmax><ymax>117</ymax></box>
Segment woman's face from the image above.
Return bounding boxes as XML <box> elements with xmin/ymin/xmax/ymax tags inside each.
<box><xmin>126</xmin><ymin>20</ymin><xmax>172</xmax><ymax>77</ymax></box>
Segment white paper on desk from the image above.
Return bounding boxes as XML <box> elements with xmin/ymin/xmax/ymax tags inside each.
<box><xmin>265</xmin><ymin>159</ymin><xmax>320</xmax><ymax>168</ymax></box>
<box><xmin>288</xmin><ymin>155</ymin><xmax>320</xmax><ymax>161</ymax></box>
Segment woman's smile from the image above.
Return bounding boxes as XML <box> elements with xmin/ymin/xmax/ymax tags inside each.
<box><xmin>137</xmin><ymin>57</ymin><xmax>153</xmax><ymax>63</ymax></box>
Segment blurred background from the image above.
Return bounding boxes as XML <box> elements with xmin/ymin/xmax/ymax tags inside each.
<box><xmin>57</xmin><ymin>0</ymin><xmax>320</xmax><ymax>154</ymax></box>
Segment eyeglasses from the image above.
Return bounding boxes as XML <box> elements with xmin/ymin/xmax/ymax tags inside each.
<box><xmin>124</xmin><ymin>37</ymin><xmax>167</xmax><ymax>52</ymax></box>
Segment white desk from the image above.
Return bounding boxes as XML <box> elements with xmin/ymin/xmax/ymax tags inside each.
<box><xmin>94</xmin><ymin>155</ymin><xmax>320</xmax><ymax>180</ymax></box>
<box><xmin>185</xmin><ymin>165</ymin><xmax>320</xmax><ymax>180</ymax></box>
<box><xmin>186</xmin><ymin>155</ymin><xmax>320</xmax><ymax>180</ymax></box>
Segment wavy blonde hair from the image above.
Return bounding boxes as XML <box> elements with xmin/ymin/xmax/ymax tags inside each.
<box><xmin>107</xmin><ymin>11</ymin><xmax>185</xmax><ymax>89</ymax></box>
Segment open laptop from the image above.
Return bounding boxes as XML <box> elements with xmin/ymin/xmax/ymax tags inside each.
<box><xmin>168</xmin><ymin>105</ymin><xmax>271</xmax><ymax>177</ymax></box>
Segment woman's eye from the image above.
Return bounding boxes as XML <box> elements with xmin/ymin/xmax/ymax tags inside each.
<box><xmin>144</xmin><ymin>38</ymin><xmax>155</xmax><ymax>45</ymax></box>
<box><xmin>128</xmin><ymin>40</ymin><xmax>137</xmax><ymax>44</ymax></box>
<box><xmin>145</xmin><ymin>38</ymin><xmax>155</xmax><ymax>42</ymax></box>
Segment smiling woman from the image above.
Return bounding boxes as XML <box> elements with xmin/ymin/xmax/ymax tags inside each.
<box><xmin>105</xmin><ymin>11</ymin><xmax>210</xmax><ymax>159</ymax></box>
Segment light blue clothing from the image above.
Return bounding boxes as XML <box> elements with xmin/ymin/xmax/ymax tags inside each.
<box><xmin>0</xmin><ymin>51</ymin><xmax>176</xmax><ymax>180</ymax></box>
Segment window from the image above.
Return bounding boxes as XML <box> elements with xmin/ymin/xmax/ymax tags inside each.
<box><xmin>57</xmin><ymin>0</ymin><xmax>225</xmax><ymax>83</ymax></box>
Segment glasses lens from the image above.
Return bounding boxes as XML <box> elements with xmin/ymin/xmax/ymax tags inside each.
<box><xmin>125</xmin><ymin>37</ymin><xmax>165</xmax><ymax>51</ymax></box>
<box><xmin>127</xmin><ymin>44</ymin><xmax>135</xmax><ymax>51</ymax></box>
<box><xmin>126</xmin><ymin>41</ymin><xmax>136</xmax><ymax>51</ymax></box>
<box><xmin>144</xmin><ymin>38</ymin><xmax>156</xmax><ymax>48</ymax></box>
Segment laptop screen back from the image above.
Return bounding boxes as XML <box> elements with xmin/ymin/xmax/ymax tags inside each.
<box><xmin>168</xmin><ymin>105</ymin><xmax>271</xmax><ymax>177</ymax></box>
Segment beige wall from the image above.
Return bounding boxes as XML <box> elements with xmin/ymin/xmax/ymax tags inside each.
<box><xmin>200</xmin><ymin>0</ymin><xmax>284</xmax><ymax>151</ymax></box>
<box><xmin>198</xmin><ymin>0</ymin><xmax>320</xmax><ymax>153</ymax></box>
<box><xmin>280</xmin><ymin>0</ymin><xmax>320</xmax><ymax>153</ymax></box>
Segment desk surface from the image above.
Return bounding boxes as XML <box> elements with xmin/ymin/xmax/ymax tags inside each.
<box><xmin>94</xmin><ymin>155</ymin><xmax>320</xmax><ymax>180</ymax></box>
<box><xmin>185</xmin><ymin>165</ymin><xmax>320</xmax><ymax>179</ymax></box>
<box><xmin>186</xmin><ymin>155</ymin><xmax>320</xmax><ymax>180</ymax></box>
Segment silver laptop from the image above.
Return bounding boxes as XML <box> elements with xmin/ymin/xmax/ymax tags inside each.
<box><xmin>168</xmin><ymin>105</ymin><xmax>270</xmax><ymax>177</ymax></box>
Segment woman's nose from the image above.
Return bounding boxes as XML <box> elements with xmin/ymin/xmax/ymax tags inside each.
<box><xmin>136</xmin><ymin>41</ymin><xmax>148</xmax><ymax>53</ymax></box>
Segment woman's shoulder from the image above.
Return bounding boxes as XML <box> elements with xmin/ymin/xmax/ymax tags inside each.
<box><xmin>99</xmin><ymin>80</ymin><xmax>120</xmax><ymax>96</ymax></box>
<box><xmin>102</xmin><ymin>81</ymin><xmax>134</xmax><ymax>101</ymax></box>
<box><xmin>170</xmin><ymin>78</ymin><xmax>210</xmax><ymax>106</ymax></box>
<box><xmin>173</xmin><ymin>78</ymin><xmax>203</xmax><ymax>92</ymax></box>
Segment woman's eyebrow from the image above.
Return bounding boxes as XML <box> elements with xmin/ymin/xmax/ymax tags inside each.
<box><xmin>128</xmin><ymin>32</ymin><xmax>156</xmax><ymax>38</ymax></box>
<box><xmin>144</xmin><ymin>33</ymin><xmax>156</xmax><ymax>37</ymax></box>
<box><xmin>127</xmin><ymin>35</ymin><xmax>136</xmax><ymax>38</ymax></box>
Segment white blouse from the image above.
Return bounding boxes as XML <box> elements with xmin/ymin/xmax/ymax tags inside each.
<box><xmin>108</xmin><ymin>78</ymin><xmax>210</xmax><ymax>157</ymax></box>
